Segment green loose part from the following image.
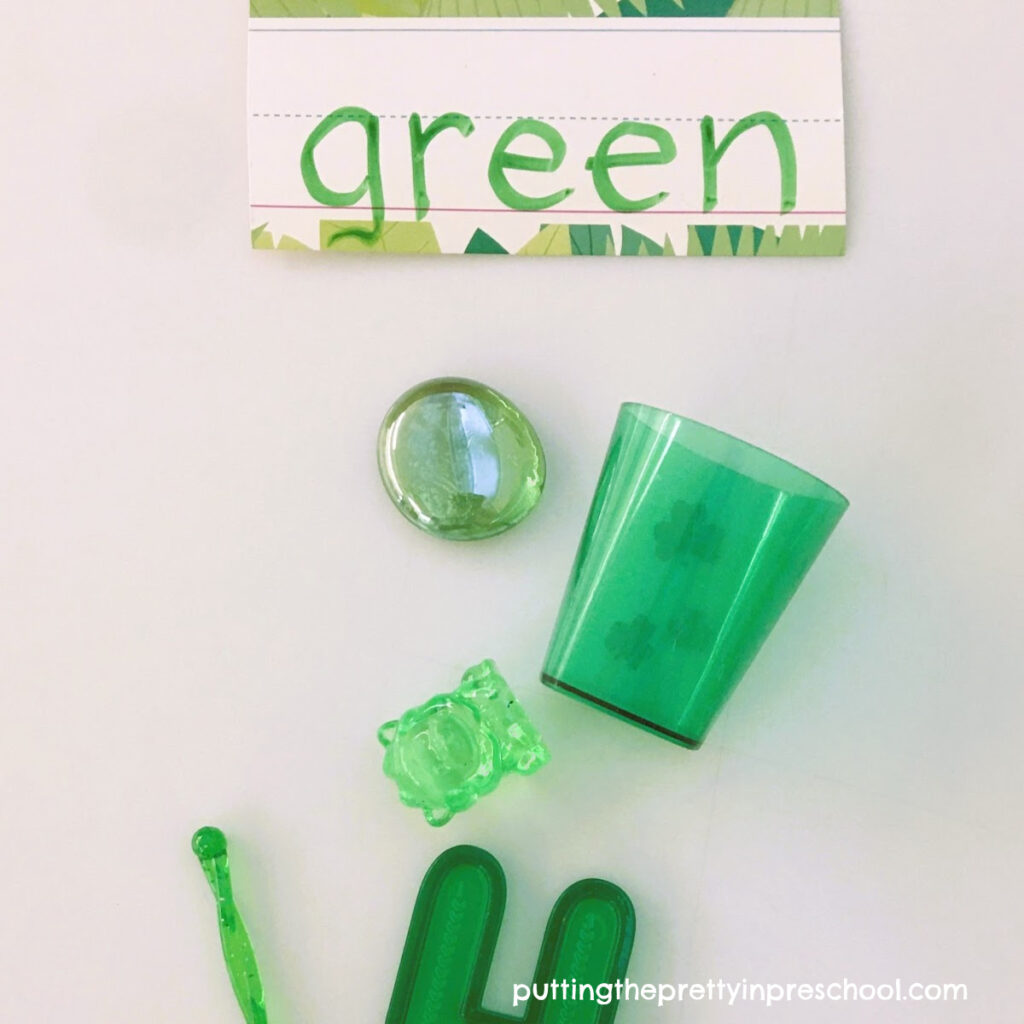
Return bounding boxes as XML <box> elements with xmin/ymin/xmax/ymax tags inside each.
<box><xmin>378</xmin><ymin>660</ymin><xmax>550</xmax><ymax>826</ymax></box>
<box><xmin>542</xmin><ymin>404</ymin><xmax>849</xmax><ymax>748</ymax></box>
<box><xmin>387</xmin><ymin>845</ymin><xmax>636</xmax><ymax>1024</ymax></box>
<box><xmin>192</xmin><ymin>828</ymin><xmax>268</xmax><ymax>1024</ymax></box>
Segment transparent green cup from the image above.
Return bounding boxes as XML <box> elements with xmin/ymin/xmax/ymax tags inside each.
<box><xmin>542</xmin><ymin>404</ymin><xmax>849</xmax><ymax>749</ymax></box>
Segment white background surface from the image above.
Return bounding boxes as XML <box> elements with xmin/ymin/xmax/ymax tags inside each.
<box><xmin>1</xmin><ymin>3</ymin><xmax>1022</xmax><ymax>1022</ymax></box>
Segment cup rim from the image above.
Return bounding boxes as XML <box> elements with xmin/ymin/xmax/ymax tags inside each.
<box><xmin>620</xmin><ymin>402</ymin><xmax>849</xmax><ymax>509</ymax></box>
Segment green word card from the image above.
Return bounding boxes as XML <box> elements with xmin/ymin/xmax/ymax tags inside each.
<box><xmin>248</xmin><ymin>3</ymin><xmax>846</xmax><ymax>257</ymax></box>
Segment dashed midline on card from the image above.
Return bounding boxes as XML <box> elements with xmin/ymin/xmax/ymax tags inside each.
<box><xmin>252</xmin><ymin>113</ymin><xmax>842</xmax><ymax>124</ymax></box>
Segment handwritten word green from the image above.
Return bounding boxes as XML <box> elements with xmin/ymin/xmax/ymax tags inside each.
<box><xmin>300</xmin><ymin>108</ymin><xmax>798</xmax><ymax>238</ymax></box>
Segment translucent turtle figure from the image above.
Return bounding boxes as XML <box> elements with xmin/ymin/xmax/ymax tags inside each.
<box><xmin>378</xmin><ymin>660</ymin><xmax>550</xmax><ymax>826</ymax></box>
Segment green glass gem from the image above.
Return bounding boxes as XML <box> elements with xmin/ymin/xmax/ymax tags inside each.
<box><xmin>377</xmin><ymin>377</ymin><xmax>546</xmax><ymax>540</ymax></box>
<box><xmin>191</xmin><ymin>827</ymin><xmax>267</xmax><ymax>1024</ymax></box>
<box><xmin>387</xmin><ymin>845</ymin><xmax>636</xmax><ymax>1024</ymax></box>
<box><xmin>378</xmin><ymin>659</ymin><xmax>550</xmax><ymax>826</ymax></box>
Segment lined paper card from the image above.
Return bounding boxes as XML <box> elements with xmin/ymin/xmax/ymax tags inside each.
<box><xmin>248</xmin><ymin>6</ymin><xmax>846</xmax><ymax>256</ymax></box>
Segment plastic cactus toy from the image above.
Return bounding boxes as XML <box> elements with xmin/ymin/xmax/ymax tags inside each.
<box><xmin>378</xmin><ymin>659</ymin><xmax>550</xmax><ymax>826</ymax></box>
<box><xmin>387</xmin><ymin>845</ymin><xmax>636</xmax><ymax>1024</ymax></box>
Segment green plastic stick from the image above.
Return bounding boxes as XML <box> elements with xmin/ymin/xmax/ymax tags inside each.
<box><xmin>192</xmin><ymin>827</ymin><xmax>268</xmax><ymax>1024</ymax></box>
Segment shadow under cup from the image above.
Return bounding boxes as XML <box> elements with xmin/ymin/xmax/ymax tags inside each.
<box><xmin>542</xmin><ymin>404</ymin><xmax>849</xmax><ymax>749</ymax></box>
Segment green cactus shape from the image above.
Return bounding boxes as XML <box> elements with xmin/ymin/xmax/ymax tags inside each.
<box><xmin>192</xmin><ymin>828</ymin><xmax>268</xmax><ymax>1024</ymax></box>
<box><xmin>386</xmin><ymin>845</ymin><xmax>636</xmax><ymax>1024</ymax></box>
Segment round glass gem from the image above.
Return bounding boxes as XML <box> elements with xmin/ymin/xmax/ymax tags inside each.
<box><xmin>377</xmin><ymin>377</ymin><xmax>546</xmax><ymax>540</ymax></box>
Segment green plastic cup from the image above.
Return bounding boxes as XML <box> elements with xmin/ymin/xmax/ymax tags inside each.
<box><xmin>542</xmin><ymin>404</ymin><xmax>849</xmax><ymax>749</ymax></box>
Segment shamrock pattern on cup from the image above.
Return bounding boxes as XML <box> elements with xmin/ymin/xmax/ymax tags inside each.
<box><xmin>654</xmin><ymin>500</ymin><xmax>725</xmax><ymax>564</ymax></box>
<box><xmin>606</xmin><ymin>615</ymin><xmax>658</xmax><ymax>670</ymax></box>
